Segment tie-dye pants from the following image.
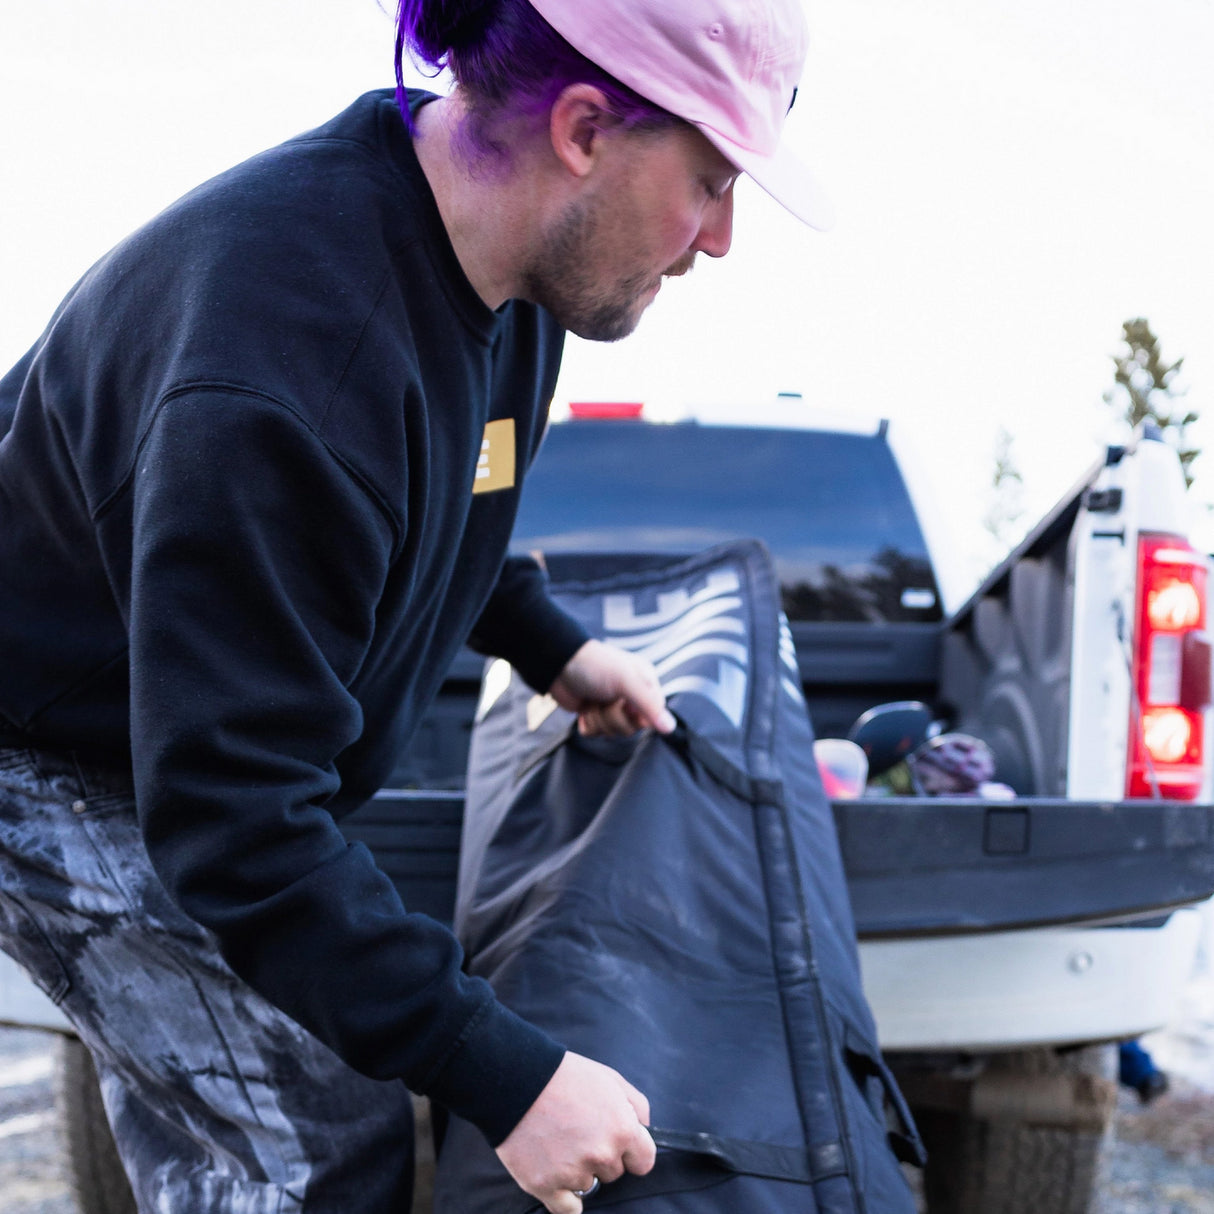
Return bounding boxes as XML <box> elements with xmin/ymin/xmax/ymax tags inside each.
<box><xmin>0</xmin><ymin>747</ymin><xmax>416</xmax><ymax>1212</ymax></box>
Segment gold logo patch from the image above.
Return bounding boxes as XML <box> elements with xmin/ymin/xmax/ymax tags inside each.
<box><xmin>472</xmin><ymin>418</ymin><xmax>516</xmax><ymax>495</ymax></box>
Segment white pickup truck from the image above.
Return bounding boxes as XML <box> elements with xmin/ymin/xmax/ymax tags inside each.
<box><xmin>3</xmin><ymin>408</ymin><xmax>1212</xmax><ymax>1214</ymax></box>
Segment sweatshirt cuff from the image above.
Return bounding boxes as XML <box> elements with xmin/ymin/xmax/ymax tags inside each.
<box><xmin>422</xmin><ymin>995</ymin><xmax>566</xmax><ymax>1146</ymax></box>
<box><xmin>518</xmin><ymin>600</ymin><xmax>590</xmax><ymax>694</ymax></box>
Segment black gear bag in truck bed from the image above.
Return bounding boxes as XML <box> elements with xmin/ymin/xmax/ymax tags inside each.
<box><xmin>432</xmin><ymin>541</ymin><xmax>924</xmax><ymax>1214</ymax></box>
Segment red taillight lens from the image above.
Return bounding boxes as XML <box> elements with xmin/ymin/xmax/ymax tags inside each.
<box><xmin>1142</xmin><ymin>706</ymin><xmax>1198</xmax><ymax>764</ymax></box>
<box><xmin>1127</xmin><ymin>534</ymin><xmax>1210</xmax><ymax>799</ymax></box>
<box><xmin>568</xmin><ymin>401</ymin><xmax>644</xmax><ymax>420</ymax></box>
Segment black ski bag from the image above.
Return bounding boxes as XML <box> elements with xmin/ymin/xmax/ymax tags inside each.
<box><xmin>433</xmin><ymin>542</ymin><xmax>924</xmax><ymax>1213</ymax></box>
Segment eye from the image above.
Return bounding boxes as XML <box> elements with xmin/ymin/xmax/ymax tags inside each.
<box><xmin>702</xmin><ymin>175</ymin><xmax>738</xmax><ymax>203</ymax></box>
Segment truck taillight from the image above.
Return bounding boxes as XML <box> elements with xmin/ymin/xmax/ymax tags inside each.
<box><xmin>1127</xmin><ymin>534</ymin><xmax>1211</xmax><ymax>799</ymax></box>
<box><xmin>568</xmin><ymin>401</ymin><xmax>644</xmax><ymax>420</ymax></box>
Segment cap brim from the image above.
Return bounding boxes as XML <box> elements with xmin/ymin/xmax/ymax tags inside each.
<box><xmin>698</xmin><ymin>127</ymin><xmax>835</xmax><ymax>232</ymax></box>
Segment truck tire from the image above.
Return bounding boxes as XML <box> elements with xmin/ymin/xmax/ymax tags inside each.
<box><xmin>54</xmin><ymin>1035</ymin><xmax>137</xmax><ymax>1214</ymax></box>
<box><xmin>912</xmin><ymin>1045</ymin><xmax>1116</xmax><ymax>1214</ymax></box>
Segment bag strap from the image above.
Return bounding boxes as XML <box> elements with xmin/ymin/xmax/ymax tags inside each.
<box><xmin>518</xmin><ymin>1126</ymin><xmax>841</xmax><ymax>1212</ymax></box>
<box><xmin>649</xmin><ymin>1125</ymin><xmax>844</xmax><ymax>1183</ymax></box>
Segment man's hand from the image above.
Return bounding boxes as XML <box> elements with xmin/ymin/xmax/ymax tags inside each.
<box><xmin>496</xmin><ymin>1052</ymin><xmax>657</xmax><ymax>1213</ymax></box>
<box><xmin>548</xmin><ymin>639</ymin><xmax>675</xmax><ymax>736</ymax></box>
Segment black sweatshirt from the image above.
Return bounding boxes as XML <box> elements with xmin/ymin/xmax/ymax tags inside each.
<box><xmin>0</xmin><ymin>90</ymin><xmax>590</xmax><ymax>1144</ymax></box>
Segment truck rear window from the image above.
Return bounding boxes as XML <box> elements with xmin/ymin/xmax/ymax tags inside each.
<box><xmin>510</xmin><ymin>421</ymin><xmax>942</xmax><ymax>623</ymax></box>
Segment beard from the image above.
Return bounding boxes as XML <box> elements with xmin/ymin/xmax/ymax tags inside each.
<box><xmin>521</xmin><ymin>196</ymin><xmax>693</xmax><ymax>343</ymax></box>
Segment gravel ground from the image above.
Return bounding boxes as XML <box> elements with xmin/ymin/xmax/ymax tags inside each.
<box><xmin>1095</xmin><ymin>960</ymin><xmax>1214</xmax><ymax>1214</ymax></box>
<box><xmin>0</xmin><ymin>1026</ymin><xmax>73</xmax><ymax>1214</ymax></box>
<box><xmin>3</xmin><ymin>1022</ymin><xmax>1214</xmax><ymax>1214</ymax></box>
<box><xmin>1096</xmin><ymin>1080</ymin><xmax>1214</xmax><ymax>1214</ymax></box>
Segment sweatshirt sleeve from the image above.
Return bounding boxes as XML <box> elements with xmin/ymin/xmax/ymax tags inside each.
<box><xmin>128</xmin><ymin>389</ymin><xmax>563</xmax><ymax>1144</ymax></box>
<box><xmin>467</xmin><ymin>555</ymin><xmax>590</xmax><ymax>692</ymax></box>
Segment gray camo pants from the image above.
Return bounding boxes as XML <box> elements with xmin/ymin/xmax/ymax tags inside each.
<box><xmin>0</xmin><ymin>747</ymin><xmax>415</xmax><ymax>1212</ymax></box>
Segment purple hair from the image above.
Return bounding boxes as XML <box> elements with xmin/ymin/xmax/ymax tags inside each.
<box><xmin>394</xmin><ymin>0</ymin><xmax>681</xmax><ymax>162</ymax></box>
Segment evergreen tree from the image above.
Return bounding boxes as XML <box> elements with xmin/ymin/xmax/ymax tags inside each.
<box><xmin>1104</xmin><ymin>318</ymin><xmax>1199</xmax><ymax>488</ymax></box>
<box><xmin>983</xmin><ymin>425</ymin><xmax>1025</xmax><ymax>550</ymax></box>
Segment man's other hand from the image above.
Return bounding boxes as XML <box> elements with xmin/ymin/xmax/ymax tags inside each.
<box><xmin>548</xmin><ymin>639</ymin><xmax>676</xmax><ymax>736</ymax></box>
<box><xmin>495</xmin><ymin>1052</ymin><xmax>656</xmax><ymax>1213</ymax></box>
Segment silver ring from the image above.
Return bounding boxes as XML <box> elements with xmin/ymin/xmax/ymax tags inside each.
<box><xmin>572</xmin><ymin>1177</ymin><xmax>600</xmax><ymax>1199</ymax></box>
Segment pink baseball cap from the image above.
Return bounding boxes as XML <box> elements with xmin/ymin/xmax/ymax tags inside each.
<box><xmin>527</xmin><ymin>0</ymin><xmax>833</xmax><ymax>230</ymax></box>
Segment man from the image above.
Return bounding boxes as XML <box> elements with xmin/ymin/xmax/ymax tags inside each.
<box><xmin>0</xmin><ymin>0</ymin><xmax>830</xmax><ymax>1210</ymax></box>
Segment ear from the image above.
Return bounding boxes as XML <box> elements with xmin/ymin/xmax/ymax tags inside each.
<box><xmin>547</xmin><ymin>83</ymin><xmax>622</xmax><ymax>180</ymax></box>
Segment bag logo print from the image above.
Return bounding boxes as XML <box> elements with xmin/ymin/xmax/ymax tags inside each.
<box><xmin>603</xmin><ymin>569</ymin><xmax>750</xmax><ymax>727</ymax></box>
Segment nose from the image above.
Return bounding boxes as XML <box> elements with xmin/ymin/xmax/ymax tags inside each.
<box><xmin>694</xmin><ymin>188</ymin><xmax>734</xmax><ymax>259</ymax></box>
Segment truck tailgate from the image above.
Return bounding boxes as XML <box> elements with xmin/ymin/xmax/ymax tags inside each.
<box><xmin>340</xmin><ymin>793</ymin><xmax>1214</xmax><ymax>940</ymax></box>
<box><xmin>834</xmin><ymin>797</ymin><xmax>1214</xmax><ymax>937</ymax></box>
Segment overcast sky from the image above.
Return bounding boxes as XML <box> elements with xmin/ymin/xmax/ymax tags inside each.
<box><xmin>3</xmin><ymin>0</ymin><xmax>1212</xmax><ymax>602</ymax></box>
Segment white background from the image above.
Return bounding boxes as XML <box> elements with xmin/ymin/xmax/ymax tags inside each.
<box><xmin>3</xmin><ymin>1</ymin><xmax>1212</xmax><ymax>602</ymax></box>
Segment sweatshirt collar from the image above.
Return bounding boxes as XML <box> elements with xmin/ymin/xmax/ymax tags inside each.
<box><xmin>391</xmin><ymin>90</ymin><xmax>504</xmax><ymax>345</ymax></box>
